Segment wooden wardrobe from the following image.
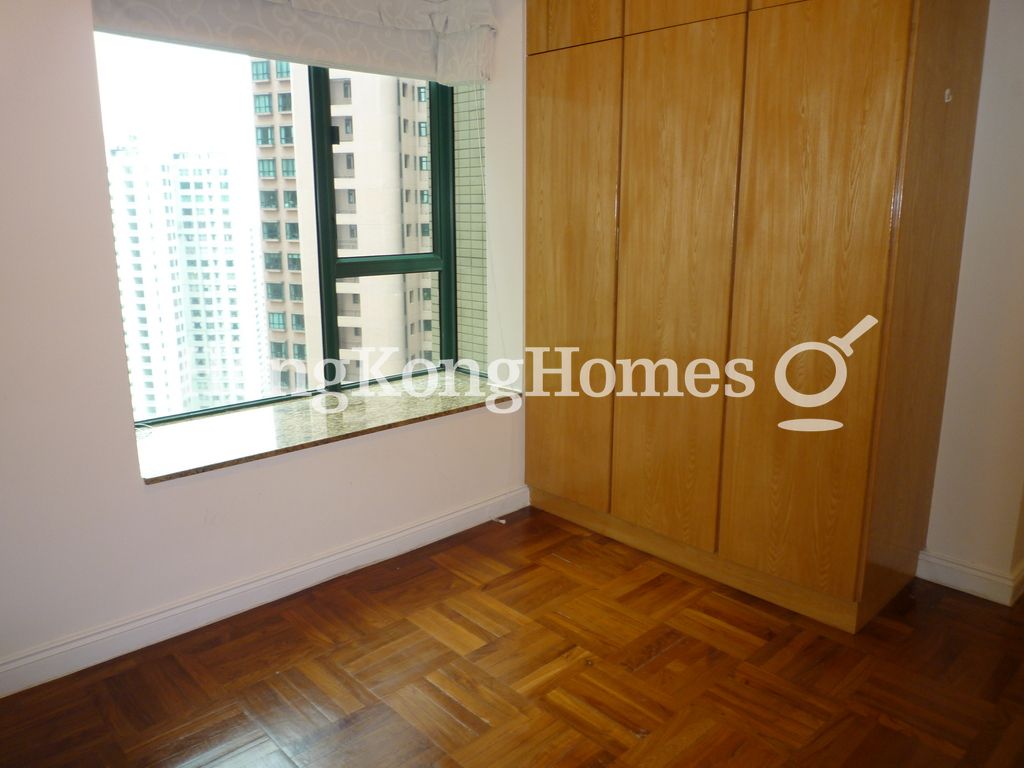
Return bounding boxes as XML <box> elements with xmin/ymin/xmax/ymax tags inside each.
<box><xmin>525</xmin><ymin>0</ymin><xmax>989</xmax><ymax>631</ymax></box>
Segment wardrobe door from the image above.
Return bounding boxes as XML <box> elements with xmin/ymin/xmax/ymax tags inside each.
<box><xmin>526</xmin><ymin>40</ymin><xmax>622</xmax><ymax>514</ymax></box>
<box><xmin>527</xmin><ymin>0</ymin><xmax>623</xmax><ymax>54</ymax></box>
<box><xmin>611</xmin><ymin>16</ymin><xmax>745</xmax><ymax>551</ymax></box>
<box><xmin>625</xmin><ymin>0</ymin><xmax>747</xmax><ymax>34</ymax></box>
<box><xmin>719</xmin><ymin>0</ymin><xmax>912</xmax><ymax>598</ymax></box>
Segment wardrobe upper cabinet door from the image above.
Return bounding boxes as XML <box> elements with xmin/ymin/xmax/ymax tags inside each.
<box><xmin>719</xmin><ymin>0</ymin><xmax>912</xmax><ymax>598</ymax></box>
<box><xmin>527</xmin><ymin>0</ymin><xmax>623</xmax><ymax>54</ymax></box>
<box><xmin>611</xmin><ymin>16</ymin><xmax>745</xmax><ymax>551</ymax></box>
<box><xmin>625</xmin><ymin>0</ymin><xmax>746</xmax><ymax>34</ymax></box>
<box><xmin>526</xmin><ymin>41</ymin><xmax>622</xmax><ymax>514</ymax></box>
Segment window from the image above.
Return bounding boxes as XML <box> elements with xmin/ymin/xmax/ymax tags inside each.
<box><xmin>251</xmin><ymin>60</ymin><xmax>269</xmax><ymax>81</ymax></box>
<box><xmin>98</xmin><ymin>35</ymin><xmax>475</xmax><ymax>422</ymax></box>
<box><xmin>258</xmin><ymin>159</ymin><xmax>276</xmax><ymax>178</ymax></box>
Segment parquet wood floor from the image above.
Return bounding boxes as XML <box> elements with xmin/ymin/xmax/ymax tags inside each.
<box><xmin>2</xmin><ymin>508</ymin><xmax>1023</xmax><ymax>766</ymax></box>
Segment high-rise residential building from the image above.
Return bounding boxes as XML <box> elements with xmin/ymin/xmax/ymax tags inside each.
<box><xmin>107</xmin><ymin>144</ymin><xmax>268</xmax><ymax>420</ymax></box>
<box><xmin>251</xmin><ymin>62</ymin><xmax>488</xmax><ymax>386</ymax></box>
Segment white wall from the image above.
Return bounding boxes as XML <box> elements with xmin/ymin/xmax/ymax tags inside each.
<box><xmin>920</xmin><ymin>0</ymin><xmax>1024</xmax><ymax>604</ymax></box>
<box><xmin>0</xmin><ymin>0</ymin><xmax>525</xmax><ymax>695</ymax></box>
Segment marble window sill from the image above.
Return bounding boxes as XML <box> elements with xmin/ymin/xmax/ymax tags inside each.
<box><xmin>135</xmin><ymin>372</ymin><xmax>514</xmax><ymax>484</ymax></box>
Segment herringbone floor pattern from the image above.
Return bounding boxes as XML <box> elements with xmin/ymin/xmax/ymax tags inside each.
<box><xmin>2</xmin><ymin>508</ymin><xmax>1024</xmax><ymax>766</ymax></box>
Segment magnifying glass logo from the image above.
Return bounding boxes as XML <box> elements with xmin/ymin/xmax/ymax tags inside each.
<box><xmin>774</xmin><ymin>315</ymin><xmax>879</xmax><ymax>432</ymax></box>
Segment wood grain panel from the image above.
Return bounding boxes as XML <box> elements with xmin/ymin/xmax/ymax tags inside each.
<box><xmin>719</xmin><ymin>0</ymin><xmax>913</xmax><ymax>599</ymax></box>
<box><xmin>526</xmin><ymin>41</ymin><xmax>622</xmax><ymax>514</ymax></box>
<box><xmin>611</xmin><ymin>16</ymin><xmax>746</xmax><ymax>551</ymax></box>
<box><xmin>527</xmin><ymin>0</ymin><xmax>623</xmax><ymax>54</ymax></box>
<box><xmin>625</xmin><ymin>0</ymin><xmax>747</xmax><ymax>34</ymax></box>
<box><xmin>859</xmin><ymin>0</ymin><xmax>990</xmax><ymax>617</ymax></box>
<box><xmin>751</xmin><ymin>0</ymin><xmax>806</xmax><ymax>9</ymax></box>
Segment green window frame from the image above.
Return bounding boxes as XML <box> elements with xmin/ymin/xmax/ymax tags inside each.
<box><xmin>279</xmin><ymin>125</ymin><xmax>294</xmax><ymax>145</ymax></box>
<box><xmin>262</xmin><ymin>221</ymin><xmax>280</xmax><ymax>241</ymax></box>
<box><xmin>253</xmin><ymin>94</ymin><xmax>272</xmax><ymax>114</ymax></box>
<box><xmin>292</xmin><ymin>313</ymin><xmax>305</xmax><ymax>331</ymax></box>
<box><xmin>289</xmin><ymin>283</ymin><xmax>303</xmax><ymax>302</ymax></box>
<box><xmin>287</xmin><ymin>253</ymin><xmax>301</xmax><ymax>271</ymax></box>
<box><xmin>255</xmin><ymin>126</ymin><xmax>274</xmax><ymax>145</ymax></box>
<box><xmin>310</xmin><ymin>73</ymin><xmax>456</xmax><ymax>388</ymax></box>
<box><xmin>293</xmin><ymin>343</ymin><xmax>307</xmax><ymax>360</ymax></box>
<box><xmin>268</xmin><ymin>312</ymin><xmax>286</xmax><ymax>330</ymax></box>
<box><xmin>281</xmin><ymin>158</ymin><xmax>296</xmax><ymax>178</ymax></box>
<box><xmin>276</xmin><ymin>61</ymin><xmax>291</xmax><ymax>79</ymax></box>
<box><xmin>283</xmin><ymin>190</ymin><xmax>297</xmax><ymax>209</ymax></box>
<box><xmin>266</xmin><ymin>282</ymin><xmax>285</xmax><ymax>301</ymax></box>
<box><xmin>270</xmin><ymin>341</ymin><xmax>287</xmax><ymax>359</ymax></box>
<box><xmin>260</xmin><ymin>190</ymin><xmax>278</xmax><ymax>209</ymax></box>
<box><xmin>258</xmin><ymin>159</ymin><xmax>276</xmax><ymax>178</ymax></box>
<box><xmin>278</xmin><ymin>92</ymin><xmax>292</xmax><ymax>113</ymax></box>
<box><xmin>264</xmin><ymin>252</ymin><xmax>282</xmax><ymax>270</ymax></box>
<box><xmin>285</xmin><ymin>221</ymin><xmax>299</xmax><ymax>240</ymax></box>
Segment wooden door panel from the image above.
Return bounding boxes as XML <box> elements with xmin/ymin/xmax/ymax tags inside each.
<box><xmin>526</xmin><ymin>41</ymin><xmax>623</xmax><ymax>513</ymax></box>
<box><xmin>611</xmin><ymin>16</ymin><xmax>746</xmax><ymax>551</ymax></box>
<box><xmin>527</xmin><ymin>0</ymin><xmax>623</xmax><ymax>54</ymax></box>
<box><xmin>625</xmin><ymin>0</ymin><xmax>747</xmax><ymax>35</ymax></box>
<box><xmin>719</xmin><ymin>0</ymin><xmax>913</xmax><ymax>598</ymax></box>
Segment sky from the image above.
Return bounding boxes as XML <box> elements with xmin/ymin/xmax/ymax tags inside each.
<box><xmin>93</xmin><ymin>32</ymin><xmax>256</xmax><ymax>155</ymax></box>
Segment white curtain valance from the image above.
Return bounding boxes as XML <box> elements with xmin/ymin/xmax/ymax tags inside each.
<box><xmin>92</xmin><ymin>0</ymin><xmax>497</xmax><ymax>84</ymax></box>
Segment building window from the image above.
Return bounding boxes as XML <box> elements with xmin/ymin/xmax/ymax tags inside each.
<box><xmin>276</xmin><ymin>60</ymin><xmax>291</xmax><ymax>79</ymax></box>
<box><xmin>418</xmin><ymin>121</ymin><xmax>429</xmax><ymax>137</ymax></box>
<box><xmin>260</xmin><ymin>190</ymin><xmax>278</xmax><ymax>209</ymax></box>
<box><xmin>347</xmin><ymin>189</ymin><xmax>357</xmax><ymax>205</ymax></box>
<box><xmin>262</xmin><ymin>221</ymin><xmax>280</xmax><ymax>241</ymax></box>
<box><xmin>293</xmin><ymin>343</ymin><xmax>307</xmax><ymax>360</ymax></box>
<box><xmin>289</xmin><ymin>283</ymin><xmax>303</xmax><ymax>302</ymax></box>
<box><xmin>253</xmin><ymin>94</ymin><xmax>272</xmax><ymax>114</ymax></box>
<box><xmin>255</xmin><ymin>126</ymin><xmax>274</xmax><ymax>145</ymax></box>
<box><xmin>417</xmin><ymin>85</ymin><xmax>428</xmax><ymax>102</ymax></box>
<box><xmin>270</xmin><ymin>341</ymin><xmax>287</xmax><ymax>359</ymax></box>
<box><xmin>264</xmin><ymin>252</ymin><xmax>282</xmax><ymax>270</ymax></box>
<box><xmin>420</xmin><ymin>223</ymin><xmax>431</xmax><ymax>237</ymax></box>
<box><xmin>278</xmin><ymin>92</ymin><xmax>292</xmax><ymax>113</ymax></box>
<box><xmin>268</xmin><ymin>312</ymin><xmax>286</xmax><ymax>330</ymax></box>
<box><xmin>281</xmin><ymin>158</ymin><xmax>296</xmax><ymax>178</ymax></box>
<box><xmin>279</xmin><ymin>125</ymin><xmax>293</xmax><ymax>145</ymax></box>
<box><xmin>267</xmin><ymin>283</ymin><xmax>285</xmax><ymax>301</ymax></box>
<box><xmin>258</xmin><ymin>159</ymin><xmax>276</xmax><ymax>178</ymax></box>
<box><xmin>419</xmin><ymin>155</ymin><xmax>430</xmax><ymax>171</ymax></box>
<box><xmin>251</xmin><ymin>60</ymin><xmax>270</xmax><ymax>81</ymax></box>
<box><xmin>420</xmin><ymin>190</ymin><xmax>430</xmax><ymax>205</ymax></box>
<box><xmin>287</xmin><ymin>253</ymin><xmax>301</xmax><ymax>271</ymax></box>
<box><xmin>283</xmin><ymin>190</ymin><xmax>297</xmax><ymax>209</ymax></box>
<box><xmin>343</xmin><ymin>116</ymin><xmax>353</xmax><ymax>136</ymax></box>
<box><xmin>292</xmin><ymin>314</ymin><xmax>305</xmax><ymax>331</ymax></box>
<box><xmin>422</xmin><ymin>287</ymin><xmax>432</xmax><ymax>301</ymax></box>
<box><xmin>422</xmin><ymin>319</ymin><xmax>432</xmax><ymax>331</ymax></box>
<box><xmin>285</xmin><ymin>222</ymin><xmax>299</xmax><ymax>240</ymax></box>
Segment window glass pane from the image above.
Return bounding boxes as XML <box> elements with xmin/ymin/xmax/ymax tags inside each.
<box><xmin>329</xmin><ymin>72</ymin><xmax>432</xmax><ymax>257</ymax></box>
<box><xmin>94</xmin><ymin>34</ymin><xmax>321</xmax><ymax>420</ymax></box>
<box><xmin>335</xmin><ymin>272</ymin><xmax>439</xmax><ymax>383</ymax></box>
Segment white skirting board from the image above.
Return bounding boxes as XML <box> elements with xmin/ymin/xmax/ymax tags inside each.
<box><xmin>916</xmin><ymin>549</ymin><xmax>1024</xmax><ymax>607</ymax></box>
<box><xmin>0</xmin><ymin>486</ymin><xmax>530</xmax><ymax>697</ymax></box>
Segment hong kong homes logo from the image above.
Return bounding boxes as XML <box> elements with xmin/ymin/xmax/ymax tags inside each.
<box><xmin>303</xmin><ymin>314</ymin><xmax>879</xmax><ymax>429</ymax></box>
